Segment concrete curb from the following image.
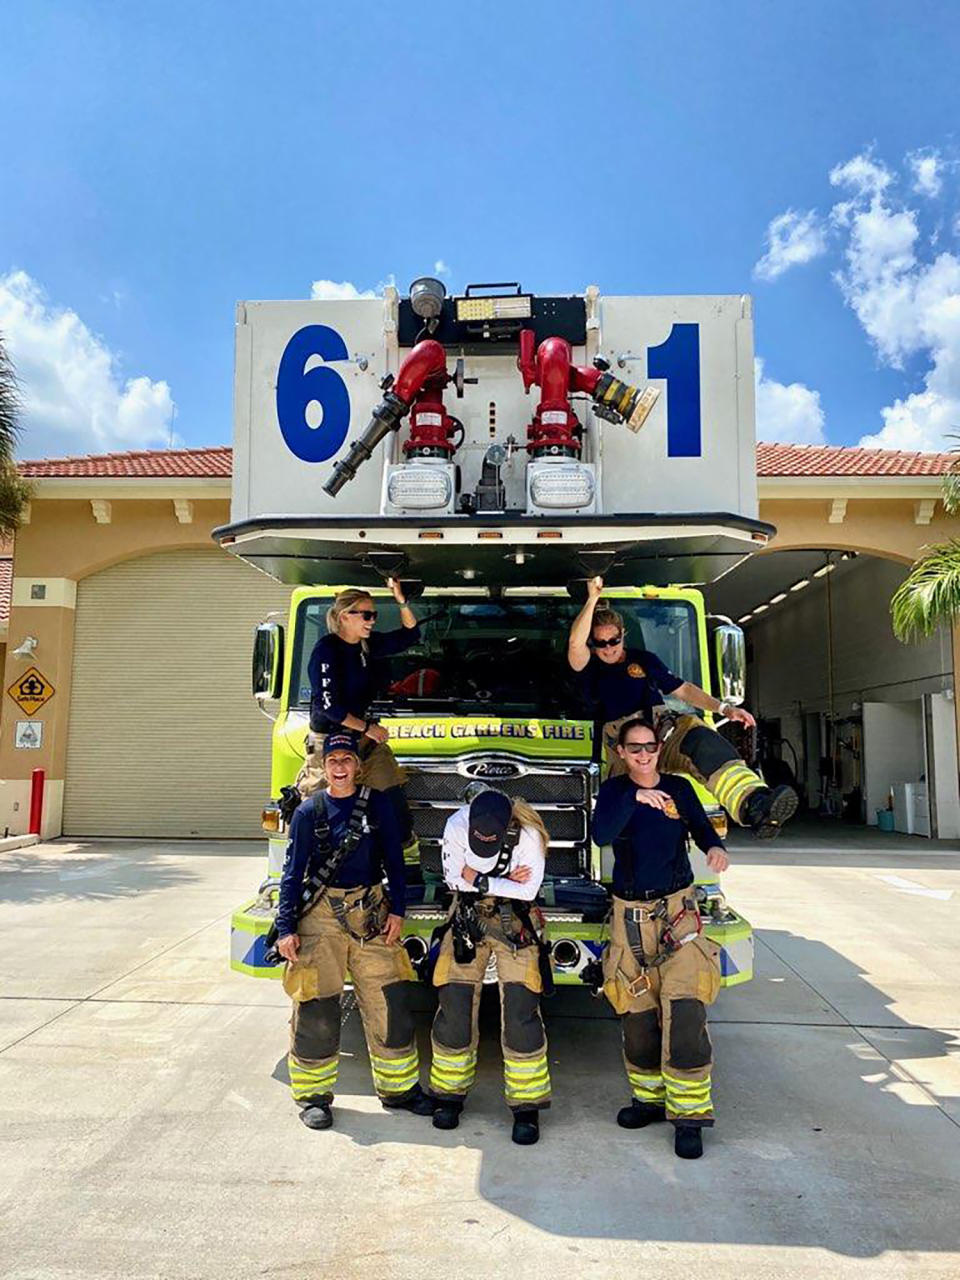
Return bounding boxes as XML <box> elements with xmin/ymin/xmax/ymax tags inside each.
<box><xmin>0</xmin><ymin>833</ymin><xmax>40</xmax><ymax>852</ymax></box>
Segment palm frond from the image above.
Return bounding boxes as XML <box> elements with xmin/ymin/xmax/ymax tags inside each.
<box><xmin>0</xmin><ymin>332</ymin><xmax>22</xmax><ymax>461</ymax></box>
<box><xmin>891</xmin><ymin>538</ymin><xmax>960</xmax><ymax>641</ymax></box>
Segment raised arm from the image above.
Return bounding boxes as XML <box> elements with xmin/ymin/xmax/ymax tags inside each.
<box><xmin>567</xmin><ymin>576</ymin><xmax>604</xmax><ymax>672</ymax></box>
<box><xmin>591</xmin><ymin>777</ymin><xmax>638</xmax><ymax>846</ymax></box>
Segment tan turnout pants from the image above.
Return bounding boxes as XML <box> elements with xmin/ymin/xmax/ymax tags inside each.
<box><xmin>602</xmin><ymin>710</ymin><xmax>763</xmax><ymax>825</ymax></box>
<box><xmin>282</xmin><ymin>884</ymin><xmax>420</xmax><ymax>1105</ymax></box>
<box><xmin>296</xmin><ymin>735</ymin><xmax>406</xmax><ymax>798</ymax></box>
<box><xmin>602</xmin><ymin>889</ymin><xmax>721</xmax><ymax>1125</ymax></box>
<box><xmin>429</xmin><ymin>899</ymin><xmax>551</xmax><ymax>1111</ymax></box>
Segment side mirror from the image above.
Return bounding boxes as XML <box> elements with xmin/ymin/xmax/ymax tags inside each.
<box><xmin>252</xmin><ymin>621</ymin><xmax>284</xmax><ymax>702</ymax></box>
<box><xmin>709</xmin><ymin>617</ymin><xmax>745</xmax><ymax>707</ymax></box>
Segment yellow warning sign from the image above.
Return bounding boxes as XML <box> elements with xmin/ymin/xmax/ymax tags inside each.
<box><xmin>7</xmin><ymin>667</ymin><xmax>55</xmax><ymax>715</ymax></box>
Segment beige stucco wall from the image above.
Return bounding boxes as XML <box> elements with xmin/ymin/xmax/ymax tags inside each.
<box><xmin>0</xmin><ymin>495</ymin><xmax>229</xmax><ymax>835</ymax></box>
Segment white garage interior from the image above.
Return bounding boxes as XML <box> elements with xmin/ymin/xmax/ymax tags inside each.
<box><xmin>63</xmin><ymin>549</ymin><xmax>291</xmax><ymax>838</ymax></box>
<box><xmin>707</xmin><ymin>549</ymin><xmax>960</xmax><ymax>839</ymax></box>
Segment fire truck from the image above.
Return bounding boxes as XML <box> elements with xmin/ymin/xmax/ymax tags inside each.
<box><xmin>216</xmin><ymin>279</ymin><xmax>771</xmax><ymax>987</ymax></box>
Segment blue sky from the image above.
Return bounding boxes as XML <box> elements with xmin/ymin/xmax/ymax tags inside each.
<box><xmin>2</xmin><ymin>0</ymin><xmax>959</xmax><ymax>458</ymax></box>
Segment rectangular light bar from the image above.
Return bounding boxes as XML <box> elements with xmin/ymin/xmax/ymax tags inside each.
<box><xmin>455</xmin><ymin>294</ymin><xmax>532</xmax><ymax>322</ymax></box>
<box><xmin>770</xmin><ymin>592</ymin><xmax>788</xmax><ymax>604</ymax></box>
<box><xmin>813</xmin><ymin>563</ymin><xmax>835</xmax><ymax>578</ymax></box>
<box><xmin>530</xmin><ymin>464</ymin><xmax>596</xmax><ymax>510</ymax></box>
<box><xmin>790</xmin><ymin>578</ymin><xmax>810</xmax><ymax>591</ymax></box>
<box><xmin>387</xmin><ymin>466</ymin><xmax>452</xmax><ymax>511</ymax></box>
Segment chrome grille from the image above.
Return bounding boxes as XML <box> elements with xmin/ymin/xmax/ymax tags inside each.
<box><xmin>411</xmin><ymin>805</ymin><xmax>585</xmax><ymax>843</ymax></box>
<box><xmin>404</xmin><ymin>769</ymin><xmax>587</xmax><ymax>805</ymax></box>
<box><xmin>403</xmin><ymin>756</ymin><xmax>594</xmax><ymax>880</ymax></box>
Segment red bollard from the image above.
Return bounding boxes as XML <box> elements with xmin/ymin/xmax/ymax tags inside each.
<box><xmin>28</xmin><ymin>768</ymin><xmax>45</xmax><ymax>836</ymax></box>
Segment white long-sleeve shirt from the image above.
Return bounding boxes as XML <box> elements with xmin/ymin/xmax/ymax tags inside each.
<box><xmin>441</xmin><ymin>805</ymin><xmax>546</xmax><ymax>901</ymax></box>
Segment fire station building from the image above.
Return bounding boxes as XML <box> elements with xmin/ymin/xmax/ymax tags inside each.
<box><xmin>0</xmin><ymin>442</ymin><xmax>957</xmax><ymax>840</ymax></box>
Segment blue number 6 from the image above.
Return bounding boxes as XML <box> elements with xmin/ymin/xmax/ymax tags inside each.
<box><xmin>276</xmin><ymin>325</ymin><xmax>351</xmax><ymax>463</ymax></box>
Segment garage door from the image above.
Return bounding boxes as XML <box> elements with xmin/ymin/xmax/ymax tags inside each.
<box><xmin>63</xmin><ymin>549</ymin><xmax>291</xmax><ymax>837</ymax></box>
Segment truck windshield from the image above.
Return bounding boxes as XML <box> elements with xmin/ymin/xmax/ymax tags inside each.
<box><xmin>289</xmin><ymin>595</ymin><xmax>701</xmax><ymax>718</ymax></box>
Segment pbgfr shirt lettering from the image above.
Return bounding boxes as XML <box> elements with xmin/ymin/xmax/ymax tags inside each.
<box><xmin>275</xmin><ymin>788</ymin><xmax>406</xmax><ymax>937</ymax></box>
<box><xmin>440</xmin><ymin>805</ymin><xmax>545</xmax><ymax>902</ymax></box>
<box><xmin>308</xmin><ymin>624</ymin><xmax>421</xmax><ymax>732</ymax></box>
<box><xmin>577</xmin><ymin>646</ymin><xmax>683</xmax><ymax>724</ymax></box>
<box><xmin>591</xmin><ymin>772</ymin><xmax>723</xmax><ymax>899</ymax></box>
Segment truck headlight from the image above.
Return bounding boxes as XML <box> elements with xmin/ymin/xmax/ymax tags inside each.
<box><xmin>387</xmin><ymin>465</ymin><xmax>453</xmax><ymax>511</ymax></box>
<box><xmin>530</xmin><ymin>464</ymin><xmax>595</xmax><ymax>510</ymax></box>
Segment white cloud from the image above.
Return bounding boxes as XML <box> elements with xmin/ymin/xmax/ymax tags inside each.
<box><xmin>754</xmin><ymin>358</ymin><xmax>826</xmax><ymax>444</ymax></box>
<box><xmin>433</xmin><ymin>259</ymin><xmax>451</xmax><ymax>277</ymax></box>
<box><xmin>753</xmin><ymin>209</ymin><xmax>827</xmax><ymax>281</ymax></box>
<box><xmin>0</xmin><ymin>269</ymin><xmax>175</xmax><ymax>459</ymax></box>
<box><xmin>310</xmin><ymin>279</ymin><xmax>378</xmax><ymax>301</ymax></box>
<box><xmin>823</xmin><ymin>148</ymin><xmax>960</xmax><ymax>451</ymax></box>
<box><xmin>829</xmin><ymin>151</ymin><xmax>893</xmax><ymax>199</ymax></box>
<box><xmin>907</xmin><ymin>148</ymin><xmax>943</xmax><ymax>198</ymax></box>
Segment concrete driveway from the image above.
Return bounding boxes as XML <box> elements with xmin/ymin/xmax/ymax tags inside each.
<box><xmin>1</xmin><ymin>822</ymin><xmax>958</xmax><ymax>1280</ymax></box>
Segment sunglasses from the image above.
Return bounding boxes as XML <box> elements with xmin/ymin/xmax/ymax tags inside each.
<box><xmin>590</xmin><ymin>634</ymin><xmax>623</xmax><ymax>649</ymax></box>
<box><xmin>623</xmin><ymin>741</ymin><xmax>660</xmax><ymax>753</ymax></box>
<box><xmin>347</xmin><ymin>609</ymin><xmax>378</xmax><ymax>621</ymax></box>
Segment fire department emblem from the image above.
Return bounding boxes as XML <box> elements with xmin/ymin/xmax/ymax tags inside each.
<box><xmin>627</xmin><ymin>663</ymin><xmax>645</xmax><ymax>678</ymax></box>
<box><xmin>662</xmin><ymin>799</ymin><xmax>680</xmax><ymax>820</ymax></box>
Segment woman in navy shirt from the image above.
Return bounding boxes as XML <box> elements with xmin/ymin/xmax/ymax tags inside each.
<box><xmin>308</xmin><ymin>578</ymin><xmax>420</xmax><ymax>847</ymax></box>
<box><xmin>592</xmin><ymin>716</ymin><xmax>728</xmax><ymax>1160</ymax></box>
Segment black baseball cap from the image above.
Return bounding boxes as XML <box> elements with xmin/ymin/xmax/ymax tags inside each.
<box><xmin>322</xmin><ymin>731</ymin><xmax>360</xmax><ymax>758</ymax></box>
<box><xmin>468</xmin><ymin>788</ymin><xmax>512</xmax><ymax>858</ymax></box>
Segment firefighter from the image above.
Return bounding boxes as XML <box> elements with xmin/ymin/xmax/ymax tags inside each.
<box><xmin>568</xmin><ymin>576</ymin><xmax>797</xmax><ymax>837</ymax></box>
<box><xmin>307</xmin><ymin>578</ymin><xmax>420</xmax><ymax>855</ymax></box>
<box><xmin>593</xmin><ymin>717</ymin><xmax>728</xmax><ymax>1159</ymax></box>
<box><xmin>428</xmin><ymin>789</ymin><xmax>552</xmax><ymax>1145</ymax></box>
<box><xmin>275</xmin><ymin>732</ymin><xmax>434</xmax><ymax>1129</ymax></box>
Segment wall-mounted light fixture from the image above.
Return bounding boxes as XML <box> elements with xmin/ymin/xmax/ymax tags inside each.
<box><xmin>12</xmin><ymin>636</ymin><xmax>38</xmax><ymax>659</ymax></box>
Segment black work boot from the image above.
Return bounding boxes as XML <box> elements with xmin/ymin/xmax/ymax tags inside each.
<box><xmin>382</xmin><ymin>1084</ymin><xmax>436</xmax><ymax>1116</ymax></box>
<box><xmin>742</xmin><ymin>784</ymin><xmax>798</xmax><ymax>839</ymax></box>
<box><xmin>298</xmin><ymin>1102</ymin><xmax>333</xmax><ymax>1131</ymax></box>
<box><xmin>511</xmin><ymin>1109</ymin><xmax>540</xmax><ymax>1146</ymax></box>
<box><xmin>617</xmin><ymin>1099</ymin><xmax>667</xmax><ymax>1129</ymax></box>
<box><xmin>674</xmin><ymin>1124</ymin><xmax>704</xmax><ymax>1159</ymax></box>
<box><xmin>432</xmin><ymin>1100</ymin><xmax>463</xmax><ymax>1131</ymax></box>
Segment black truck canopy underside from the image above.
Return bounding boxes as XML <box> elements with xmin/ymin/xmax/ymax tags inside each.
<box><xmin>212</xmin><ymin>512</ymin><xmax>775</xmax><ymax>589</ymax></box>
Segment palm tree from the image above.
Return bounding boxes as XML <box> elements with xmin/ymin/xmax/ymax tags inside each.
<box><xmin>0</xmin><ymin>332</ymin><xmax>31</xmax><ymax>535</ymax></box>
<box><xmin>891</xmin><ymin>442</ymin><xmax>960</xmax><ymax>642</ymax></box>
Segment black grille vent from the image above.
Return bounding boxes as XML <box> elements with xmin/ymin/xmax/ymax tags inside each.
<box><xmin>412</xmin><ymin>805</ymin><xmax>585</xmax><ymax>843</ymax></box>
<box><xmin>405</xmin><ymin>769</ymin><xmax>587</xmax><ymax>805</ymax></box>
<box><xmin>419</xmin><ymin>840</ymin><xmax>583</xmax><ymax>880</ymax></box>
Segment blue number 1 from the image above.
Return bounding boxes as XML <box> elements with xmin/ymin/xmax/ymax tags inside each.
<box><xmin>647</xmin><ymin>323</ymin><xmax>701</xmax><ymax>458</ymax></box>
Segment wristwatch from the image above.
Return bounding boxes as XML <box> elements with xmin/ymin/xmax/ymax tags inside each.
<box><xmin>473</xmin><ymin>873</ymin><xmax>490</xmax><ymax>895</ymax></box>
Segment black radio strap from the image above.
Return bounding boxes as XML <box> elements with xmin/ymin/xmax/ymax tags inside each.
<box><xmin>263</xmin><ymin>786</ymin><xmax>372</xmax><ymax>964</ymax></box>
<box><xmin>299</xmin><ymin>785</ymin><xmax>372</xmax><ymax>918</ymax></box>
<box><xmin>490</xmin><ymin>819</ymin><xmax>522</xmax><ymax>877</ymax></box>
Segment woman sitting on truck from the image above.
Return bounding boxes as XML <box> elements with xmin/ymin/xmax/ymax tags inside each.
<box><xmin>307</xmin><ymin>579</ymin><xmax>420</xmax><ymax>854</ymax></box>
<box><xmin>568</xmin><ymin>576</ymin><xmax>797</xmax><ymax>838</ymax></box>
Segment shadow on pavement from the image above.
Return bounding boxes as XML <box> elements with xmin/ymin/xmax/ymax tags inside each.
<box><xmin>268</xmin><ymin>937</ymin><xmax>960</xmax><ymax>1259</ymax></box>
<box><xmin>0</xmin><ymin>841</ymin><xmax>198</xmax><ymax>903</ymax></box>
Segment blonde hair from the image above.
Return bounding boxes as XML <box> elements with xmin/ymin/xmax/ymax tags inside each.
<box><xmin>512</xmin><ymin>799</ymin><xmax>549</xmax><ymax>857</ymax></box>
<box><xmin>593</xmin><ymin>601</ymin><xmax>624</xmax><ymax>634</ymax></box>
<box><xmin>326</xmin><ymin>589</ymin><xmax>375</xmax><ymax>647</ymax></box>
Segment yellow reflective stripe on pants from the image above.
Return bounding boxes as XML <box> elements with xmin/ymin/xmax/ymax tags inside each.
<box><xmin>369</xmin><ymin>1051</ymin><xmax>419</xmax><ymax>1096</ymax></box>
<box><xmin>627</xmin><ymin>1069</ymin><xmax>666</xmax><ymax>1102</ymax></box>
<box><xmin>288</xmin><ymin>1053</ymin><xmax>339</xmax><ymax>1101</ymax></box>
<box><xmin>430</xmin><ymin>1048</ymin><xmax>477</xmax><ymax>1095</ymax></box>
<box><xmin>713</xmin><ymin>763</ymin><xmax>761</xmax><ymax>818</ymax></box>
<box><xmin>663</xmin><ymin>1070</ymin><xmax>713</xmax><ymax>1116</ymax></box>
<box><xmin>503</xmin><ymin>1055</ymin><xmax>550</xmax><ymax>1104</ymax></box>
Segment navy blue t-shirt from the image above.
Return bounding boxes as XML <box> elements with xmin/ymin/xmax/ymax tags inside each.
<box><xmin>577</xmin><ymin>646</ymin><xmax>684</xmax><ymax>724</ymax></box>
<box><xmin>275</xmin><ymin>788</ymin><xmax>405</xmax><ymax>937</ymax></box>
<box><xmin>592</xmin><ymin>772</ymin><xmax>722</xmax><ymax>898</ymax></box>
<box><xmin>308</xmin><ymin>624</ymin><xmax>421</xmax><ymax>732</ymax></box>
